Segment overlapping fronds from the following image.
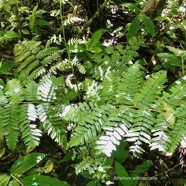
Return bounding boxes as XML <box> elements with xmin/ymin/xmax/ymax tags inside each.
<box><xmin>0</xmin><ymin>76</ymin><xmax>66</xmax><ymax>151</ymax></box>
<box><xmin>37</xmin><ymin>104</ymin><xmax>66</xmax><ymax>146</ymax></box>
<box><xmin>63</xmin><ymin>64</ymin><xmax>186</xmax><ymax>161</ymax></box>
<box><xmin>14</xmin><ymin>40</ymin><xmax>60</xmax><ymax>83</ymax></box>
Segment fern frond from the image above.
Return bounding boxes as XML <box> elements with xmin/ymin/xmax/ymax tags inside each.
<box><xmin>24</xmin><ymin>81</ymin><xmax>39</xmax><ymax>102</ymax></box>
<box><xmin>36</xmin><ymin>47</ymin><xmax>59</xmax><ymax>59</ymax></box>
<box><xmin>14</xmin><ymin>41</ymin><xmax>61</xmax><ymax>82</ymax></box>
<box><xmin>126</xmin><ymin>109</ymin><xmax>155</xmax><ymax>154</ymax></box>
<box><xmin>83</xmin><ymin>79</ymin><xmax>101</xmax><ymax>101</ymax></box>
<box><xmin>133</xmin><ymin>71</ymin><xmax>167</xmax><ymax>108</ymax></box>
<box><xmin>150</xmin><ymin>78</ymin><xmax>186</xmax><ymax>152</ymax></box>
<box><xmin>19</xmin><ymin>104</ymin><xmax>42</xmax><ymax>148</ymax></box>
<box><xmin>116</xmin><ymin>63</ymin><xmax>144</xmax><ymax>105</ymax></box>
<box><xmin>150</xmin><ymin>111</ymin><xmax>172</xmax><ymax>152</ymax></box>
<box><xmin>96</xmin><ymin>106</ymin><xmax>133</xmax><ymax>156</ymax></box>
<box><xmin>89</xmin><ymin>37</ymin><xmax>143</xmax><ymax>80</ymax></box>
<box><xmin>65</xmin><ymin>103</ymin><xmax>113</xmax><ymax>147</ymax></box>
<box><xmin>64</xmin><ymin>15</ymin><xmax>84</xmax><ymax>26</ymax></box>
<box><xmin>68</xmin><ymin>38</ymin><xmax>85</xmax><ymax>45</ymax></box>
<box><xmin>37</xmin><ymin>76</ymin><xmax>57</xmax><ymax>102</ymax></box>
<box><xmin>3</xmin><ymin>104</ymin><xmax>20</xmax><ymax>151</ymax></box>
<box><xmin>165</xmin><ymin>103</ymin><xmax>186</xmax><ymax>154</ymax></box>
<box><xmin>99</xmin><ymin>71</ymin><xmax>119</xmax><ymax>103</ymax></box>
<box><xmin>75</xmin><ymin>154</ymin><xmax>108</xmax><ymax>180</ymax></box>
<box><xmin>37</xmin><ymin>104</ymin><xmax>66</xmax><ymax>146</ymax></box>
<box><xmin>167</xmin><ymin>119</ymin><xmax>186</xmax><ymax>154</ymax></box>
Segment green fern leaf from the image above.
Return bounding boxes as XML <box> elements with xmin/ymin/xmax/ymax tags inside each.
<box><xmin>116</xmin><ymin>63</ymin><xmax>144</xmax><ymax>105</ymax></box>
<box><xmin>66</xmin><ymin>103</ymin><xmax>113</xmax><ymax>147</ymax></box>
<box><xmin>126</xmin><ymin>109</ymin><xmax>155</xmax><ymax>154</ymax></box>
<box><xmin>14</xmin><ymin>41</ymin><xmax>61</xmax><ymax>82</ymax></box>
<box><xmin>36</xmin><ymin>47</ymin><xmax>59</xmax><ymax>59</ymax></box>
<box><xmin>37</xmin><ymin>104</ymin><xmax>66</xmax><ymax>147</ymax></box>
<box><xmin>133</xmin><ymin>70</ymin><xmax>167</xmax><ymax>107</ymax></box>
<box><xmin>3</xmin><ymin>104</ymin><xmax>20</xmax><ymax>150</ymax></box>
<box><xmin>20</xmin><ymin>104</ymin><xmax>42</xmax><ymax>148</ymax></box>
<box><xmin>37</xmin><ymin>76</ymin><xmax>57</xmax><ymax>102</ymax></box>
<box><xmin>166</xmin><ymin>104</ymin><xmax>186</xmax><ymax>154</ymax></box>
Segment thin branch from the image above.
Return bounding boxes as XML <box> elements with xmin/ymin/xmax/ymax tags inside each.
<box><xmin>79</xmin><ymin>0</ymin><xmax>109</xmax><ymax>36</ymax></box>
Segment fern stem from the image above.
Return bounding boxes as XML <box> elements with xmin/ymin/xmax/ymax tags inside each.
<box><xmin>59</xmin><ymin>0</ymin><xmax>80</xmax><ymax>97</ymax></box>
<box><xmin>15</xmin><ymin>1</ymin><xmax>22</xmax><ymax>37</ymax></box>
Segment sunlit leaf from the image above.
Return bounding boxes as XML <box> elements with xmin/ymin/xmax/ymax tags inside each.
<box><xmin>141</xmin><ymin>14</ymin><xmax>155</xmax><ymax>36</ymax></box>
<box><xmin>0</xmin><ymin>174</ymin><xmax>10</xmax><ymax>186</ymax></box>
<box><xmin>127</xmin><ymin>17</ymin><xmax>140</xmax><ymax>41</ymax></box>
<box><xmin>21</xmin><ymin>175</ymin><xmax>69</xmax><ymax>186</ymax></box>
<box><xmin>44</xmin><ymin>159</ymin><xmax>54</xmax><ymax>174</ymax></box>
<box><xmin>10</xmin><ymin>153</ymin><xmax>46</xmax><ymax>176</ymax></box>
<box><xmin>4</xmin><ymin>31</ymin><xmax>19</xmax><ymax>39</ymax></box>
<box><xmin>157</xmin><ymin>53</ymin><xmax>182</xmax><ymax>69</ymax></box>
<box><xmin>115</xmin><ymin>162</ymin><xmax>132</xmax><ymax>186</ymax></box>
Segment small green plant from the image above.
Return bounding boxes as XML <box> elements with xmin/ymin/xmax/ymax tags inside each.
<box><xmin>0</xmin><ymin>0</ymin><xmax>186</xmax><ymax>185</ymax></box>
<box><xmin>0</xmin><ymin>153</ymin><xmax>69</xmax><ymax>186</ymax></box>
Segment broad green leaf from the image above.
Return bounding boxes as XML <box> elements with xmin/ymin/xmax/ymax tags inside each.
<box><xmin>166</xmin><ymin>46</ymin><xmax>186</xmax><ymax>60</ymax></box>
<box><xmin>0</xmin><ymin>147</ymin><xmax>6</xmax><ymax>158</ymax></box>
<box><xmin>6</xmin><ymin>0</ymin><xmax>18</xmax><ymax>5</ymax></box>
<box><xmin>155</xmin><ymin>16</ymin><xmax>169</xmax><ymax>22</ymax></box>
<box><xmin>115</xmin><ymin>162</ymin><xmax>132</xmax><ymax>186</ymax></box>
<box><xmin>88</xmin><ymin>29</ymin><xmax>106</xmax><ymax>48</ymax></box>
<box><xmin>60</xmin><ymin>150</ymin><xmax>73</xmax><ymax>163</ymax></box>
<box><xmin>88</xmin><ymin>47</ymin><xmax>102</xmax><ymax>53</ymax></box>
<box><xmin>67</xmin><ymin>45</ymin><xmax>85</xmax><ymax>53</ymax></box>
<box><xmin>112</xmin><ymin>141</ymin><xmax>128</xmax><ymax>163</ymax></box>
<box><xmin>0</xmin><ymin>60</ymin><xmax>14</xmax><ymax>75</ymax></box>
<box><xmin>86</xmin><ymin>180</ymin><xmax>97</xmax><ymax>186</ymax></box>
<box><xmin>44</xmin><ymin>159</ymin><xmax>54</xmax><ymax>174</ymax></box>
<box><xmin>141</xmin><ymin>14</ymin><xmax>155</xmax><ymax>36</ymax></box>
<box><xmin>32</xmin><ymin>4</ymin><xmax>38</xmax><ymax>14</ymax></box>
<box><xmin>21</xmin><ymin>29</ymin><xmax>30</xmax><ymax>35</ymax></box>
<box><xmin>8</xmin><ymin>179</ymin><xmax>20</xmax><ymax>186</ymax></box>
<box><xmin>29</xmin><ymin>5</ymin><xmax>38</xmax><ymax>29</ymax></box>
<box><xmin>37</xmin><ymin>19</ymin><xmax>50</xmax><ymax>26</ymax></box>
<box><xmin>133</xmin><ymin>160</ymin><xmax>153</xmax><ymax>174</ymax></box>
<box><xmin>0</xmin><ymin>173</ymin><xmax>11</xmax><ymax>186</ymax></box>
<box><xmin>121</xmin><ymin>3</ymin><xmax>140</xmax><ymax>13</ymax></box>
<box><xmin>5</xmin><ymin>79</ymin><xmax>22</xmax><ymax>97</ymax></box>
<box><xmin>10</xmin><ymin>153</ymin><xmax>46</xmax><ymax>176</ymax></box>
<box><xmin>2</xmin><ymin>4</ymin><xmax>11</xmax><ymax>13</ymax></box>
<box><xmin>141</xmin><ymin>0</ymin><xmax>156</xmax><ymax>13</ymax></box>
<box><xmin>129</xmin><ymin>172</ymin><xmax>138</xmax><ymax>186</ymax></box>
<box><xmin>162</xmin><ymin>103</ymin><xmax>175</xmax><ymax>126</ymax></box>
<box><xmin>29</xmin><ymin>15</ymin><xmax>35</xmax><ymax>29</ymax></box>
<box><xmin>21</xmin><ymin>175</ymin><xmax>69</xmax><ymax>186</ymax></box>
<box><xmin>127</xmin><ymin>17</ymin><xmax>140</xmax><ymax>41</ymax></box>
<box><xmin>157</xmin><ymin>53</ymin><xmax>182</xmax><ymax>69</ymax></box>
<box><xmin>4</xmin><ymin>31</ymin><xmax>19</xmax><ymax>39</ymax></box>
<box><xmin>113</xmin><ymin>26</ymin><xmax>123</xmax><ymax>33</ymax></box>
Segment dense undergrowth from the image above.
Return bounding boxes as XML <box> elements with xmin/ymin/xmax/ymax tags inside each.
<box><xmin>0</xmin><ymin>0</ymin><xmax>186</xmax><ymax>185</ymax></box>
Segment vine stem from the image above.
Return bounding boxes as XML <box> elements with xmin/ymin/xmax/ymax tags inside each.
<box><xmin>79</xmin><ymin>0</ymin><xmax>109</xmax><ymax>36</ymax></box>
<box><xmin>59</xmin><ymin>0</ymin><xmax>80</xmax><ymax>96</ymax></box>
<box><xmin>181</xmin><ymin>57</ymin><xmax>185</xmax><ymax>76</ymax></box>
